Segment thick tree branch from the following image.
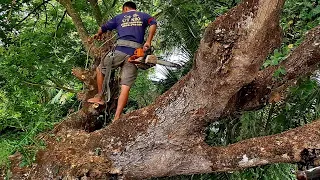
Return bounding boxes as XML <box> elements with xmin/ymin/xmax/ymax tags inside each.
<box><xmin>227</xmin><ymin>25</ymin><xmax>320</xmax><ymax>113</ymax></box>
<box><xmin>10</xmin><ymin>0</ymin><xmax>320</xmax><ymax>179</ymax></box>
<box><xmin>202</xmin><ymin>119</ymin><xmax>320</xmax><ymax>172</ymax></box>
<box><xmin>57</xmin><ymin>0</ymin><xmax>91</xmax><ymax>50</ymax></box>
<box><xmin>57</xmin><ymin>0</ymin><xmax>116</xmax><ymax>62</ymax></box>
<box><xmin>88</xmin><ymin>0</ymin><xmax>103</xmax><ymax>25</ymax></box>
<box><xmin>107</xmin><ymin>118</ymin><xmax>320</xmax><ymax>178</ymax></box>
<box><xmin>11</xmin><ymin>0</ymin><xmax>286</xmax><ymax>178</ymax></box>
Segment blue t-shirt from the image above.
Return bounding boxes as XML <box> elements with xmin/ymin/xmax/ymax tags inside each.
<box><xmin>101</xmin><ymin>10</ymin><xmax>157</xmax><ymax>55</ymax></box>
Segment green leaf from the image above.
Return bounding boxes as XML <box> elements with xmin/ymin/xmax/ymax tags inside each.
<box><xmin>273</xmin><ymin>67</ymin><xmax>287</xmax><ymax>79</ymax></box>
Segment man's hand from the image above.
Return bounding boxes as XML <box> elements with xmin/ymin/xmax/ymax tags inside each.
<box><xmin>93</xmin><ymin>33</ymin><xmax>102</xmax><ymax>40</ymax></box>
<box><xmin>145</xmin><ymin>24</ymin><xmax>156</xmax><ymax>51</ymax></box>
<box><xmin>143</xmin><ymin>41</ymin><xmax>151</xmax><ymax>51</ymax></box>
<box><xmin>93</xmin><ymin>28</ymin><xmax>103</xmax><ymax>40</ymax></box>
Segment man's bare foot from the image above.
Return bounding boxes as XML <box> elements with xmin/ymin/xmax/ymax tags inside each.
<box><xmin>113</xmin><ymin>116</ymin><xmax>120</xmax><ymax>121</ymax></box>
<box><xmin>87</xmin><ymin>95</ymin><xmax>104</xmax><ymax>105</ymax></box>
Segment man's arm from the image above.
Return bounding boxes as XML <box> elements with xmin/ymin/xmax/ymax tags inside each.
<box><xmin>144</xmin><ymin>24</ymin><xmax>157</xmax><ymax>50</ymax></box>
<box><xmin>94</xmin><ymin>17</ymin><xmax>117</xmax><ymax>40</ymax></box>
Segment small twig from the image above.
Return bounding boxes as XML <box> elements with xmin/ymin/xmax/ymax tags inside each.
<box><xmin>18</xmin><ymin>0</ymin><xmax>50</xmax><ymax>24</ymax></box>
<box><xmin>56</xmin><ymin>10</ymin><xmax>67</xmax><ymax>31</ymax></box>
<box><xmin>44</xmin><ymin>3</ymin><xmax>48</xmax><ymax>28</ymax></box>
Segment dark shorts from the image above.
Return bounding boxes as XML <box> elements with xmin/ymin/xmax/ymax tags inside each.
<box><xmin>99</xmin><ymin>50</ymin><xmax>138</xmax><ymax>87</ymax></box>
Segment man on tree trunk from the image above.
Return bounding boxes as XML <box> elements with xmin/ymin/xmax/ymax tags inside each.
<box><xmin>7</xmin><ymin>0</ymin><xmax>320</xmax><ymax>179</ymax></box>
<box><xmin>87</xmin><ymin>1</ymin><xmax>157</xmax><ymax>120</ymax></box>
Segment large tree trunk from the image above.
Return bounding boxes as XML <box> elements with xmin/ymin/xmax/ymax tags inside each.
<box><xmin>7</xmin><ymin>0</ymin><xmax>320</xmax><ymax>179</ymax></box>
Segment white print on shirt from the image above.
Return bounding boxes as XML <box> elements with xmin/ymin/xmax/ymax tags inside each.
<box><xmin>121</xmin><ymin>13</ymin><xmax>143</xmax><ymax>27</ymax></box>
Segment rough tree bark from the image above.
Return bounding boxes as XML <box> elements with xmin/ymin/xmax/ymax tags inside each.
<box><xmin>226</xmin><ymin>25</ymin><xmax>320</xmax><ymax>114</ymax></box>
<box><xmin>7</xmin><ymin>0</ymin><xmax>320</xmax><ymax>179</ymax></box>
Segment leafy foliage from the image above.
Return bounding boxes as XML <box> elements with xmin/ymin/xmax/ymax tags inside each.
<box><xmin>0</xmin><ymin>1</ymin><xmax>85</xmax><ymax>168</ymax></box>
<box><xmin>263</xmin><ymin>0</ymin><xmax>320</xmax><ymax>68</ymax></box>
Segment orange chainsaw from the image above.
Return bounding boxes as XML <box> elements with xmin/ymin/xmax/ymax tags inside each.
<box><xmin>128</xmin><ymin>47</ymin><xmax>181</xmax><ymax>70</ymax></box>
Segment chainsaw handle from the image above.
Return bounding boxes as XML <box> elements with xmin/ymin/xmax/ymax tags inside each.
<box><xmin>144</xmin><ymin>46</ymin><xmax>153</xmax><ymax>54</ymax></box>
<box><xmin>142</xmin><ymin>46</ymin><xmax>154</xmax><ymax>63</ymax></box>
<box><xmin>148</xmin><ymin>46</ymin><xmax>154</xmax><ymax>52</ymax></box>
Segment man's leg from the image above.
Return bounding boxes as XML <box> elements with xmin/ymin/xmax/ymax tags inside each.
<box><xmin>114</xmin><ymin>57</ymin><xmax>138</xmax><ymax>120</ymax></box>
<box><xmin>114</xmin><ymin>85</ymin><xmax>130</xmax><ymax>120</ymax></box>
<box><xmin>96</xmin><ymin>67</ymin><xmax>104</xmax><ymax>94</ymax></box>
<box><xmin>87</xmin><ymin>67</ymin><xmax>105</xmax><ymax>104</ymax></box>
<box><xmin>88</xmin><ymin>51</ymin><xmax>129</xmax><ymax>105</ymax></box>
